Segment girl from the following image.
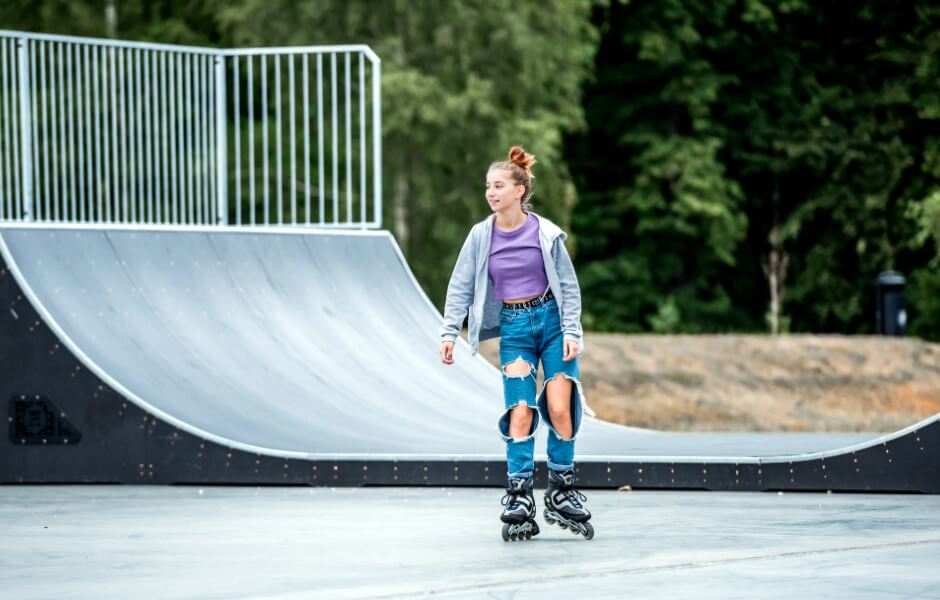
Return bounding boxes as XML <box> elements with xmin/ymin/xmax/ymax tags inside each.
<box><xmin>439</xmin><ymin>146</ymin><xmax>594</xmax><ymax>541</ymax></box>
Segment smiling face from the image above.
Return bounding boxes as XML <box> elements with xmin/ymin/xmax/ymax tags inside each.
<box><xmin>485</xmin><ymin>169</ymin><xmax>525</xmax><ymax>213</ymax></box>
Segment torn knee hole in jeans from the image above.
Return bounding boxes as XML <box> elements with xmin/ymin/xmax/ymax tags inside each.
<box><xmin>502</xmin><ymin>357</ymin><xmax>535</xmax><ymax>379</ymax></box>
<box><xmin>498</xmin><ymin>401</ymin><xmax>539</xmax><ymax>442</ymax></box>
<box><xmin>539</xmin><ymin>373</ymin><xmax>584</xmax><ymax>441</ymax></box>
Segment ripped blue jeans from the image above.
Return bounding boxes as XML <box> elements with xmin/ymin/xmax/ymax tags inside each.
<box><xmin>497</xmin><ymin>296</ymin><xmax>584</xmax><ymax>480</ymax></box>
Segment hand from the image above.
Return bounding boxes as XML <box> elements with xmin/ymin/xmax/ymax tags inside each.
<box><xmin>440</xmin><ymin>341</ymin><xmax>455</xmax><ymax>365</ymax></box>
<box><xmin>562</xmin><ymin>340</ymin><xmax>579</xmax><ymax>362</ymax></box>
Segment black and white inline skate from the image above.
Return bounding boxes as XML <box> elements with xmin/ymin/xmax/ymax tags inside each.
<box><xmin>500</xmin><ymin>476</ymin><xmax>540</xmax><ymax>542</ymax></box>
<box><xmin>543</xmin><ymin>469</ymin><xmax>594</xmax><ymax>539</ymax></box>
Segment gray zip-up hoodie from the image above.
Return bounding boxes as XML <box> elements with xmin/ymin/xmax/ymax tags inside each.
<box><xmin>440</xmin><ymin>211</ymin><xmax>584</xmax><ymax>356</ymax></box>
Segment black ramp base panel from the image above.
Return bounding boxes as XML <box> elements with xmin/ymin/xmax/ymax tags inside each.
<box><xmin>0</xmin><ymin>226</ymin><xmax>937</xmax><ymax>492</ymax></box>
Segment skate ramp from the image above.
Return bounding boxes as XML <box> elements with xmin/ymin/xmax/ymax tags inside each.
<box><xmin>0</xmin><ymin>225</ymin><xmax>937</xmax><ymax>491</ymax></box>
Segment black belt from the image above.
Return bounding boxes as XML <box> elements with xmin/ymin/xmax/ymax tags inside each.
<box><xmin>502</xmin><ymin>290</ymin><xmax>554</xmax><ymax>309</ymax></box>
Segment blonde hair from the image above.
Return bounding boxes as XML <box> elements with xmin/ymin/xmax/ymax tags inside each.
<box><xmin>489</xmin><ymin>146</ymin><xmax>537</xmax><ymax>211</ymax></box>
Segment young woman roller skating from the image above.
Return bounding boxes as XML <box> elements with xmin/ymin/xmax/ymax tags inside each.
<box><xmin>439</xmin><ymin>146</ymin><xmax>594</xmax><ymax>541</ymax></box>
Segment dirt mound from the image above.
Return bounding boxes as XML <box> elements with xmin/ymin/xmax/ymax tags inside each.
<box><xmin>478</xmin><ymin>334</ymin><xmax>940</xmax><ymax>432</ymax></box>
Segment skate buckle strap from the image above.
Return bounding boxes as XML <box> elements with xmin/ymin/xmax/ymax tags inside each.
<box><xmin>554</xmin><ymin>488</ymin><xmax>586</xmax><ymax>508</ymax></box>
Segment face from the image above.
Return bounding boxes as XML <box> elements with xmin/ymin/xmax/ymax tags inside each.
<box><xmin>485</xmin><ymin>169</ymin><xmax>525</xmax><ymax>213</ymax></box>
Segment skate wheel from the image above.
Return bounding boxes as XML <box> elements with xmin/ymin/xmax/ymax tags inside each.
<box><xmin>524</xmin><ymin>530</ymin><xmax>532</xmax><ymax>540</ymax></box>
<box><xmin>501</xmin><ymin>524</ymin><xmax>511</xmax><ymax>542</ymax></box>
<box><xmin>559</xmin><ymin>523</ymin><xmax>568</xmax><ymax>530</ymax></box>
<box><xmin>583</xmin><ymin>522</ymin><xmax>595</xmax><ymax>540</ymax></box>
<box><xmin>544</xmin><ymin>515</ymin><xmax>556</xmax><ymax>525</ymax></box>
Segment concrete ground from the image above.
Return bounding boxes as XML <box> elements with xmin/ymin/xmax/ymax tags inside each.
<box><xmin>1</xmin><ymin>486</ymin><xmax>938</xmax><ymax>599</ymax></box>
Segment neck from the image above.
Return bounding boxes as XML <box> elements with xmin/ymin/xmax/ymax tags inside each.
<box><xmin>495</xmin><ymin>207</ymin><xmax>527</xmax><ymax>230</ymax></box>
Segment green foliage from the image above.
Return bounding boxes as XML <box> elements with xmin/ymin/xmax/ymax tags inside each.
<box><xmin>4</xmin><ymin>1</ymin><xmax>939</xmax><ymax>340</ymax></box>
<box><xmin>568</xmin><ymin>0</ymin><xmax>940</xmax><ymax>339</ymax></box>
<box><xmin>649</xmin><ymin>296</ymin><xmax>680</xmax><ymax>334</ymax></box>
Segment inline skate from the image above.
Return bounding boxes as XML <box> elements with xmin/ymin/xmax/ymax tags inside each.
<box><xmin>543</xmin><ymin>469</ymin><xmax>594</xmax><ymax>539</ymax></box>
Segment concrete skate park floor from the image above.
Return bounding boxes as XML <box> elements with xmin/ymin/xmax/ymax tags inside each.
<box><xmin>2</xmin><ymin>486</ymin><xmax>938</xmax><ymax>599</ymax></box>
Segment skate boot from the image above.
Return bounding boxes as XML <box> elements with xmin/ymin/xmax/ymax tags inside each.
<box><xmin>500</xmin><ymin>476</ymin><xmax>540</xmax><ymax>542</ymax></box>
<box><xmin>543</xmin><ymin>469</ymin><xmax>594</xmax><ymax>539</ymax></box>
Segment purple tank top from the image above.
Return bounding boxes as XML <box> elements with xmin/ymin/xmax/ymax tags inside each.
<box><xmin>488</xmin><ymin>213</ymin><xmax>549</xmax><ymax>300</ymax></box>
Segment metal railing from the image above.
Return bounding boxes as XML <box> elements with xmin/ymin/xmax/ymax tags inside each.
<box><xmin>0</xmin><ymin>31</ymin><xmax>381</xmax><ymax>229</ymax></box>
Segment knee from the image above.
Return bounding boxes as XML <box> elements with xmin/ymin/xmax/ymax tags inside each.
<box><xmin>547</xmin><ymin>401</ymin><xmax>571</xmax><ymax>425</ymax></box>
<box><xmin>546</xmin><ymin>375</ymin><xmax>573</xmax><ymax>420</ymax></box>
<box><xmin>510</xmin><ymin>404</ymin><xmax>534</xmax><ymax>430</ymax></box>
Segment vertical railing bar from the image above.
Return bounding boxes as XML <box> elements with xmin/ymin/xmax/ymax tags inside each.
<box><xmin>120</xmin><ymin>48</ymin><xmax>130</xmax><ymax>223</ymax></box>
<box><xmin>180</xmin><ymin>53</ymin><xmax>187</xmax><ymax>224</ymax></box>
<box><xmin>331</xmin><ymin>52</ymin><xmax>338</xmax><ymax>224</ymax></box>
<box><xmin>193</xmin><ymin>53</ymin><xmax>202</xmax><ymax>224</ymax></box>
<box><xmin>203</xmin><ymin>55</ymin><xmax>211</xmax><ymax>225</ymax></box>
<box><xmin>148</xmin><ymin>52</ymin><xmax>157</xmax><ymax>223</ymax></box>
<box><xmin>261</xmin><ymin>54</ymin><xmax>268</xmax><ymax>225</ymax></box>
<box><xmin>10</xmin><ymin>40</ymin><xmax>21</xmax><ymax>221</ymax></box>
<box><xmin>180</xmin><ymin>53</ymin><xmax>188</xmax><ymax>224</ymax></box>
<box><xmin>81</xmin><ymin>45</ymin><xmax>91</xmax><ymax>222</ymax></box>
<box><xmin>169</xmin><ymin>54</ymin><xmax>184</xmax><ymax>225</ymax></box>
<box><xmin>29</xmin><ymin>40</ymin><xmax>40</xmax><ymax>221</ymax></box>
<box><xmin>233</xmin><ymin>55</ymin><xmax>240</xmax><ymax>226</ymax></box>
<box><xmin>153</xmin><ymin>51</ymin><xmax>161</xmax><ymax>223</ymax></box>
<box><xmin>20</xmin><ymin>40</ymin><xmax>39</xmax><ymax>221</ymax></box>
<box><xmin>0</xmin><ymin>40</ymin><xmax>9</xmax><ymax>220</ymax></box>
<box><xmin>215</xmin><ymin>53</ymin><xmax>226</xmax><ymax>225</ymax></box>
<box><xmin>207</xmin><ymin>55</ymin><xmax>215</xmax><ymax>225</ymax></box>
<box><xmin>186</xmin><ymin>53</ymin><xmax>194</xmax><ymax>224</ymax></box>
<box><xmin>40</xmin><ymin>42</ymin><xmax>50</xmax><ymax>221</ymax></box>
<box><xmin>316</xmin><ymin>53</ymin><xmax>324</xmax><ymax>225</ymax></box>
<box><xmin>133</xmin><ymin>48</ymin><xmax>142</xmax><ymax>223</ymax></box>
<box><xmin>202</xmin><ymin>54</ymin><xmax>210</xmax><ymax>224</ymax></box>
<box><xmin>160</xmin><ymin>52</ymin><xmax>168</xmax><ymax>224</ymax></box>
<box><xmin>66</xmin><ymin>43</ymin><xmax>77</xmax><ymax>221</ymax></box>
<box><xmin>1</xmin><ymin>40</ymin><xmax>10</xmax><ymax>220</ymax></box>
<box><xmin>206</xmin><ymin>55</ymin><xmax>214</xmax><ymax>224</ymax></box>
<box><xmin>248</xmin><ymin>55</ymin><xmax>255</xmax><ymax>226</ymax></box>
<box><xmin>54</xmin><ymin>42</ymin><xmax>64</xmax><ymax>221</ymax></box>
<box><xmin>373</xmin><ymin>56</ymin><xmax>381</xmax><ymax>228</ymax></box>
<box><xmin>289</xmin><ymin>53</ymin><xmax>296</xmax><ymax>224</ymax></box>
<box><xmin>73</xmin><ymin>43</ymin><xmax>81</xmax><ymax>222</ymax></box>
<box><xmin>103</xmin><ymin>48</ymin><xmax>120</xmax><ymax>223</ymax></box>
<box><xmin>345</xmin><ymin>51</ymin><xmax>352</xmax><ymax>225</ymax></box>
<box><xmin>275</xmin><ymin>54</ymin><xmax>282</xmax><ymax>225</ymax></box>
<box><xmin>93</xmin><ymin>46</ymin><xmax>102</xmax><ymax>222</ymax></box>
<box><xmin>72</xmin><ymin>46</ymin><xmax>88</xmax><ymax>222</ymax></box>
<box><xmin>198</xmin><ymin>55</ymin><xmax>205</xmax><ymax>225</ymax></box>
<box><xmin>359</xmin><ymin>52</ymin><xmax>366</xmax><ymax>227</ymax></box>
<box><xmin>108</xmin><ymin>47</ymin><xmax>117</xmax><ymax>223</ymax></box>
<box><xmin>303</xmin><ymin>53</ymin><xmax>309</xmax><ymax>225</ymax></box>
<box><xmin>142</xmin><ymin>50</ymin><xmax>152</xmax><ymax>223</ymax></box>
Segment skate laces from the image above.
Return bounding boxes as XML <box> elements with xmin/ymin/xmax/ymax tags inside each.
<box><xmin>501</xmin><ymin>490</ymin><xmax>529</xmax><ymax>510</ymax></box>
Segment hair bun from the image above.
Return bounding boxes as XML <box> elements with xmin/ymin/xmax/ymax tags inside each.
<box><xmin>508</xmin><ymin>146</ymin><xmax>536</xmax><ymax>173</ymax></box>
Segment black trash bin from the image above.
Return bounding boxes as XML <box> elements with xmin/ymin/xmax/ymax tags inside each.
<box><xmin>875</xmin><ymin>271</ymin><xmax>906</xmax><ymax>336</ymax></box>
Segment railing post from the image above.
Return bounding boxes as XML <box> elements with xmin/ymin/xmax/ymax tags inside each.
<box><xmin>214</xmin><ymin>53</ymin><xmax>227</xmax><ymax>225</ymax></box>
<box><xmin>17</xmin><ymin>37</ymin><xmax>33</xmax><ymax>221</ymax></box>
<box><xmin>372</xmin><ymin>56</ymin><xmax>381</xmax><ymax>228</ymax></box>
